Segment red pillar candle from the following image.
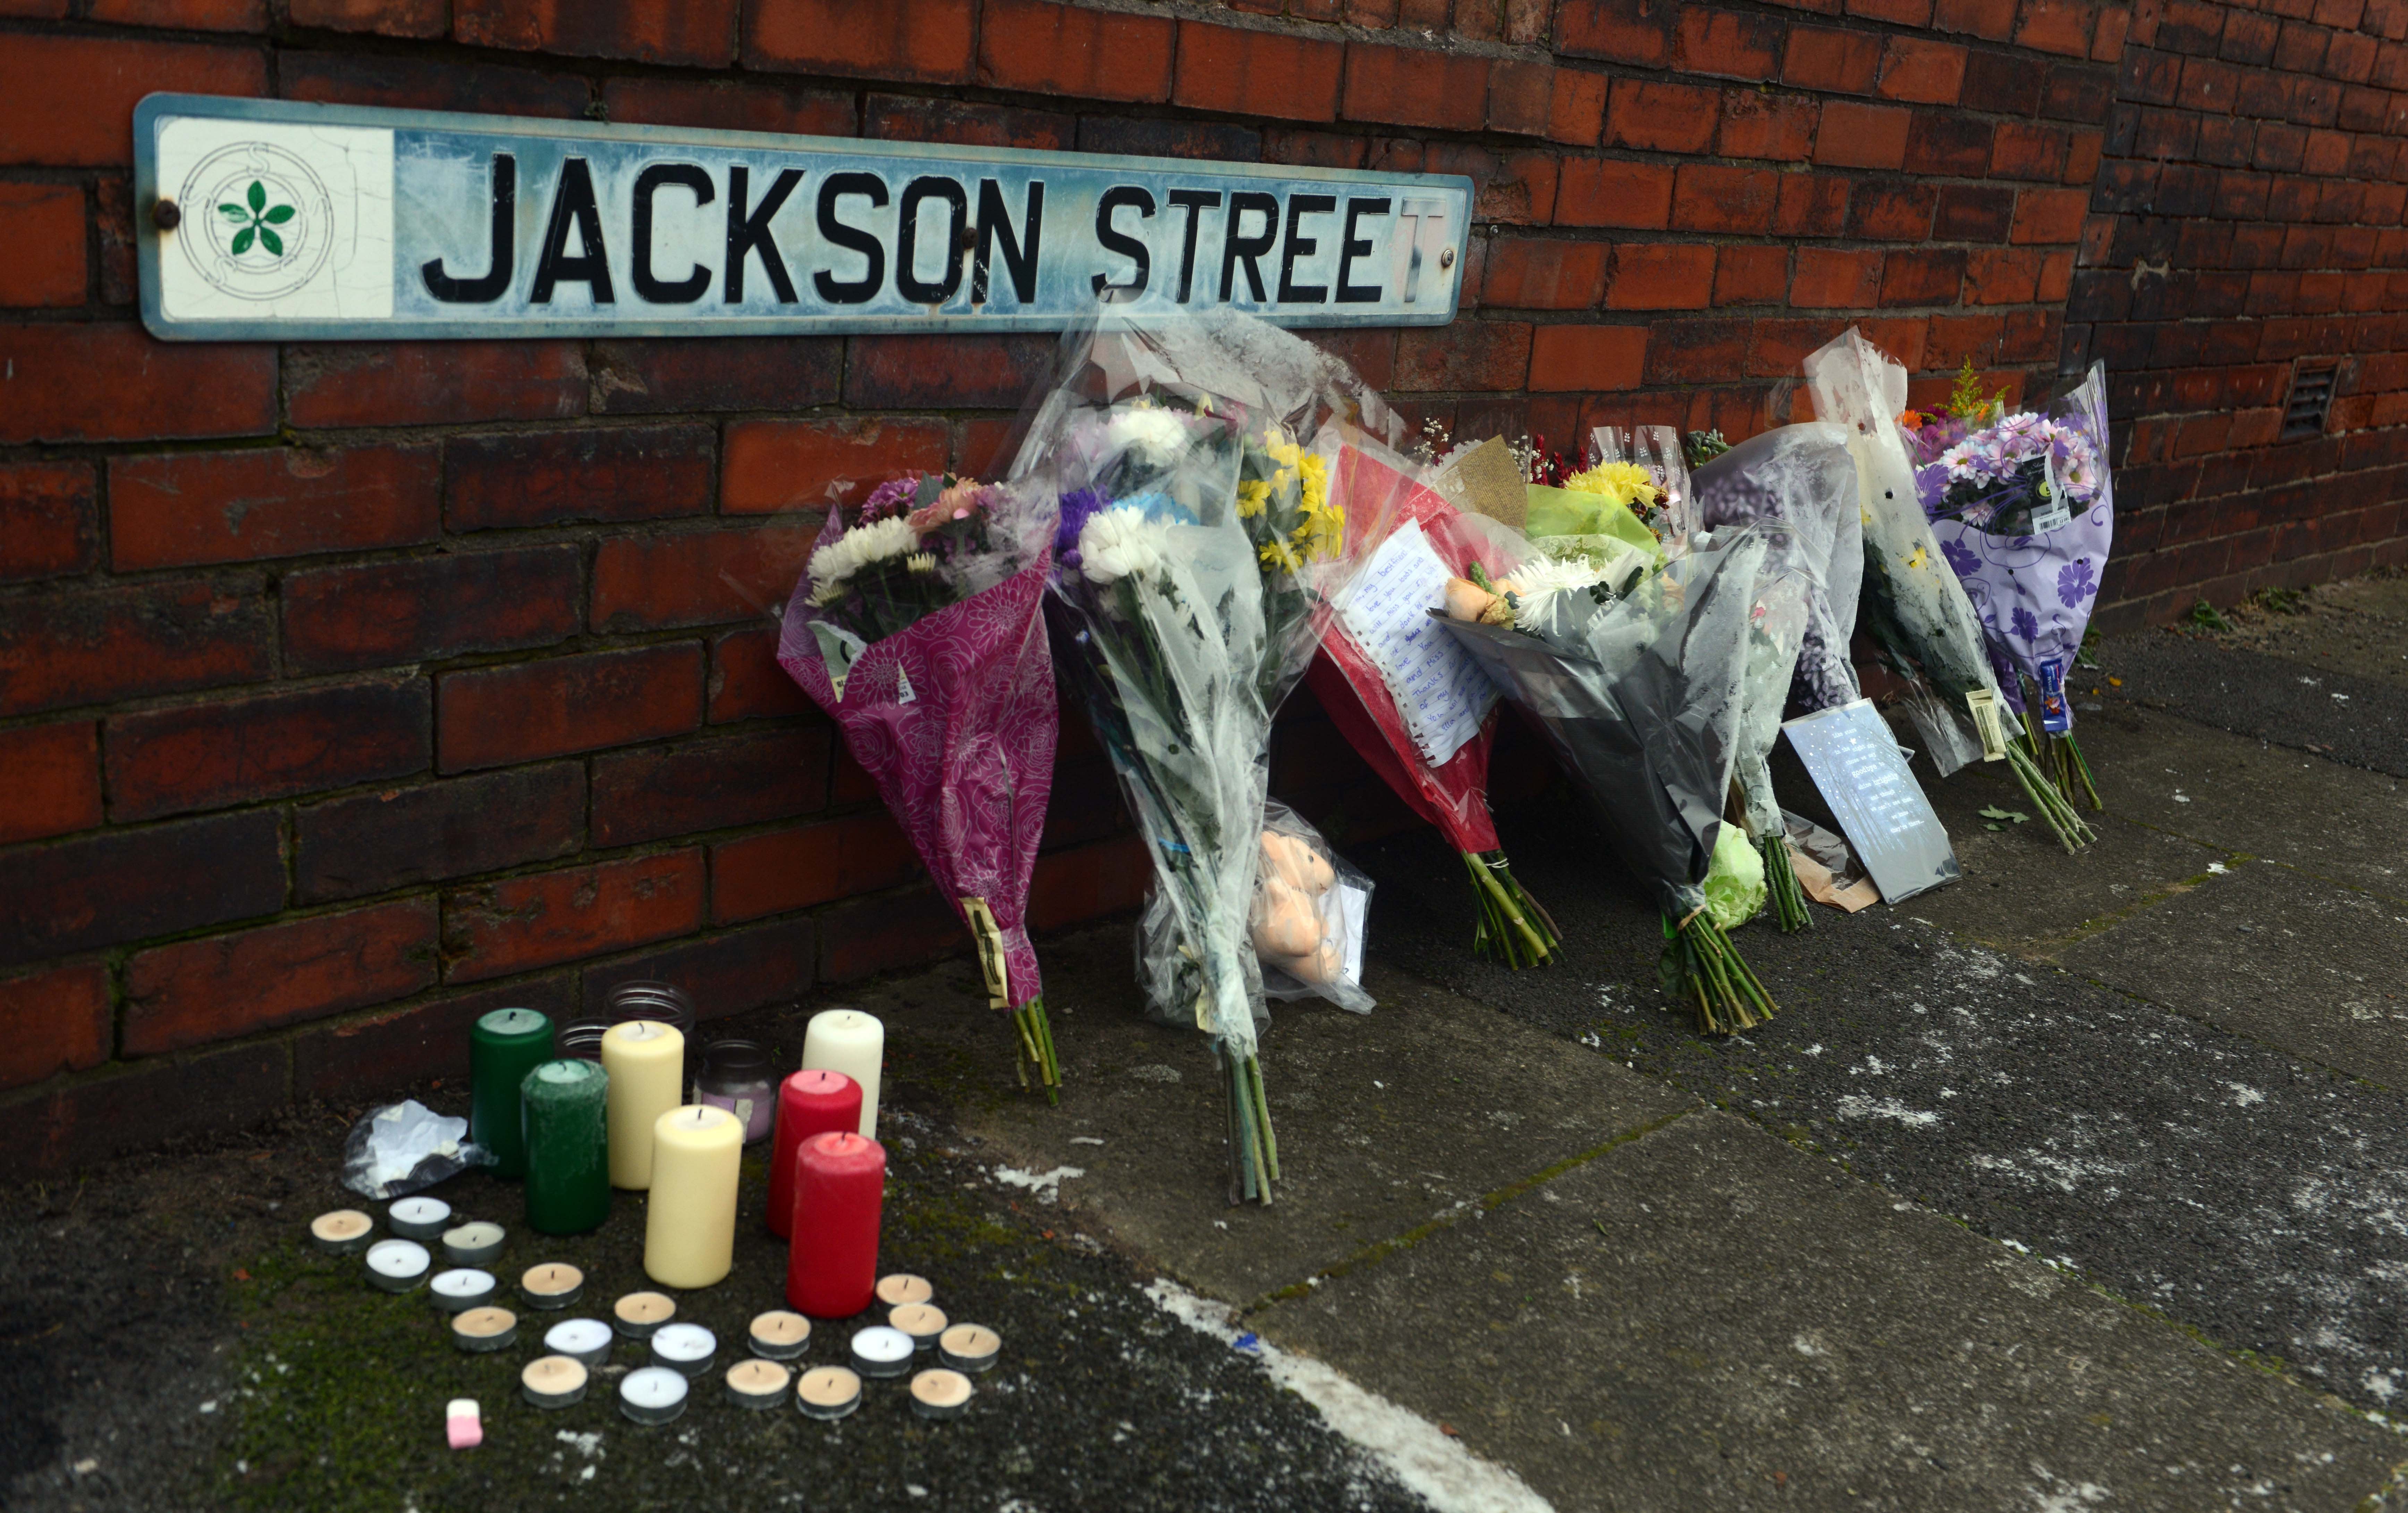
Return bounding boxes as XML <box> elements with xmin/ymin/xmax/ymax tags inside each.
<box><xmin>785</xmin><ymin>1132</ymin><xmax>885</xmax><ymax>1318</ymax></box>
<box><xmin>768</xmin><ymin>1070</ymin><xmax>864</xmax><ymax>1238</ymax></box>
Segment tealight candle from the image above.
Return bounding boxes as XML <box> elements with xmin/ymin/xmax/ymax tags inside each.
<box><xmin>470</xmin><ymin>1007</ymin><xmax>554</xmax><ymax>1180</ymax></box>
<box><xmin>909</xmin><ymin>1368</ymin><xmax>974</xmax><ymax>1421</ymax></box>
<box><xmin>876</xmin><ymin>1274</ymin><xmax>933</xmax><ymax>1309</ymax></box>
<box><xmin>619</xmin><ymin>1366</ymin><xmax>690</xmax><ymax>1426</ymax></box>
<box><xmin>387</xmin><ymin>1197</ymin><xmax>450</xmax><ymax>1240</ymax></box>
<box><xmin>787</xmin><ymin>1132</ymin><xmax>885</xmax><ymax>1317</ymax></box>
<box><xmin>522</xmin><ymin>1059</ymin><xmax>610</xmax><ymax>1235</ymax></box>
<box><xmin>642</xmin><ymin>1105</ymin><xmax>740</xmax><ymax>1289</ymax></box>
<box><xmin>543</xmin><ymin>1318</ymin><xmax>613</xmax><ymax>1367</ymax></box>
<box><xmin>767</xmin><ymin>1070</ymin><xmax>862</xmax><ymax>1238</ymax></box>
<box><xmin>522</xmin><ymin>1355</ymin><xmax>589</xmax><ymax>1410</ymax></box>
<box><xmin>603</xmin><ymin>1021</ymin><xmax>684</xmax><ymax>1190</ymax></box>
<box><xmin>428</xmin><ymin>1268</ymin><xmax>498</xmax><ymax>1314</ymax></box>
<box><xmin>441</xmin><ymin>1222</ymin><xmax>505</xmax><ymax>1267</ymax></box>
<box><xmin>848</xmin><ymin>1325</ymin><xmax>914</xmax><ymax>1380</ymax></box>
<box><xmin>796</xmin><ymin>1365</ymin><xmax>862</xmax><ymax>1421</ymax></box>
<box><xmin>613</xmin><ymin>1291</ymin><xmax>675</xmax><ymax>1340</ymax></box>
<box><xmin>725</xmin><ymin>1359</ymin><xmax>790</xmax><ymax>1411</ymax></box>
<box><xmin>889</xmin><ymin>1303</ymin><xmax>947</xmax><ymax>1352</ymax></box>
<box><xmin>650</xmin><ymin>1323</ymin><xmax>717</xmax><ymax>1378</ymax></box>
<box><xmin>938</xmin><ymin>1324</ymin><xmax>1000</xmax><ymax>1374</ymax></box>
<box><xmin>450</xmin><ymin>1305</ymin><xmax>518</xmax><ymax>1353</ymax></box>
<box><xmin>309</xmin><ymin>1210</ymin><xmax>373</xmax><ymax>1256</ymax></box>
<box><xmin>748</xmin><ymin>1311</ymin><xmax>811</xmax><ymax>1362</ymax></box>
<box><xmin>364</xmin><ymin>1239</ymin><xmax>431</xmax><ymax>1293</ymax></box>
<box><xmin>800</xmin><ymin>1009</ymin><xmax>884</xmax><ymax>1138</ymax></box>
<box><xmin>519</xmin><ymin>1263</ymin><xmax>583</xmax><ymax>1310</ymax></box>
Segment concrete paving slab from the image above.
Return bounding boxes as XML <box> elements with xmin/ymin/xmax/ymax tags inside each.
<box><xmin>2061</xmin><ymin>700</ymin><xmax>2408</xmax><ymax>903</ymax></box>
<box><xmin>2186</xmin><ymin>574</ymin><xmax>2408</xmax><ymax>689</ymax></box>
<box><xmin>1257</xmin><ymin>1111</ymin><xmax>2405</xmax><ymax>1513</ymax></box>
<box><xmin>858</xmin><ymin>928</ymin><xmax>1696</xmax><ymax>1305</ymax></box>
<box><xmin>1351</xmin><ymin>810</ymin><xmax>2408</xmax><ymax>1414</ymax></box>
<box><xmin>2057</xmin><ymin>858</ymin><xmax>2408</xmax><ymax>1090</ymax></box>
<box><xmin>2100</xmin><ymin>630</ymin><xmax>2408</xmax><ymax>779</ymax></box>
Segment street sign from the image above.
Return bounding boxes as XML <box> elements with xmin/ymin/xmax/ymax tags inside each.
<box><xmin>134</xmin><ymin>94</ymin><xmax>1473</xmax><ymax>342</ymax></box>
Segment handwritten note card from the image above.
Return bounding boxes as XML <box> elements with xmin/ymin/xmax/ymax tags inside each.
<box><xmin>1781</xmin><ymin>698</ymin><xmax>1960</xmax><ymax>905</ymax></box>
<box><xmin>1335</xmin><ymin>521</ymin><xmax>1497</xmax><ymax>768</ymax></box>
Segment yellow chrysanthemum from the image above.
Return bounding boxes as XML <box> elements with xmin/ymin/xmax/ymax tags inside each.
<box><xmin>1298</xmin><ymin>454</ymin><xmax>1330</xmax><ymax>518</ymax></box>
<box><xmin>1259</xmin><ymin>537</ymin><xmax>1304</xmax><ymax>574</ymax></box>
<box><xmin>1236</xmin><ymin>479</ymin><xmax>1271</xmax><ymax>518</ymax></box>
<box><xmin>1564</xmin><ymin>461</ymin><xmax>1662</xmax><ymax>510</ymax></box>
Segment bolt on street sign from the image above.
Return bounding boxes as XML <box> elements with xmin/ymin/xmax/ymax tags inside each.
<box><xmin>134</xmin><ymin>94</ymin><xmax>1473</xmax><ymax>342</ymax></box>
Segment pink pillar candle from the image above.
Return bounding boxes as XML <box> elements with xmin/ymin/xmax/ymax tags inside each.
<box><xmin>767</xmin><ymin>1070</ymin><xmax>862</xmax><ymax>1239</ymax></box>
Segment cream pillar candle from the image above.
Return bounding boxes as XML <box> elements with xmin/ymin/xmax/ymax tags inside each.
<box><xmin>800</xmin><ymin>1009</ymin><xmax>884</xmax><ymax>1138</ymax></box>
<box><xmin>603</xmin><ymin>1021</ymin><xmax>685</xmax><ymax>1190</ymax></box>
<box><xmin>642</xmin><ymin>1105</ymin><xmax>741</xmax><ymax>1289</ymax></box>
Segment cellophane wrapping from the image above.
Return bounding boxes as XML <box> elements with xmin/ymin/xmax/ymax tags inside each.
<box><xmin>1010</xmin><ymin>309</ymin><xmax>1398</xmax><ymax>1074</ymax></box>
<box><xmin>1803</xmin><ymin>327</ymin><xmax>2003</xmax><ymax>777</ymax></box>
<box><xmin>1911</xmin><ymin>363</ymin><xmax>2117</xmax><ymax>729</ymax></box>
<box><xmin>1437</xmin><ymin>526</ymin><xmax>1770</xmax><ymax>922</ymax></box>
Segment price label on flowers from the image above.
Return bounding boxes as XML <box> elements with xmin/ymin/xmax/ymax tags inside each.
<box><xmin>135</xmin><ymin>94</ymin><xmax>1472</xmax><ymax>341</ymax></box>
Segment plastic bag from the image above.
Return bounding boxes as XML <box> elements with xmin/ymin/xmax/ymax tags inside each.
<box><xmin>1248</xmin><ymin>801</ymin><xmax>1374</xmax><ymax>1013</ymax></box>
<box><xmin>1591</xmin><ymin>424</ymin><xmax>1696</xmax><ymax>541</ymax></box>
<box><xmin>342</xmin><ymin>1099</ymin><xmax>485</xmax><ymax>1200</ymax></box>
<box><xmin>1690</xmin><ymin>423</ymin><xmax>1864</xmax><ymax>718</ymax></box>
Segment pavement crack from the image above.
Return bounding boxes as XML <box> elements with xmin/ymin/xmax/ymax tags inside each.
<box><xmin>1244</xmin><ymin>1105</ymin><xmax>1700</xmax><ymax>1314</ymax></box>
<box><xmin>2022</xmin><ymin>854</ymin><xmax>2253</xmax><ymax>960</ymax></box>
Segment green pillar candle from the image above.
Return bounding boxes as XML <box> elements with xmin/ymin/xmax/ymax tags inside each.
<box><xmin>522</xmin><ymin>1059</ymin><xmax>610</xmax><ymax>1235</ymax></box>
<box><xmin>471</xmin><ymin>1008</ymin><xmax>554</xmax><ymax>1179</ymax></box>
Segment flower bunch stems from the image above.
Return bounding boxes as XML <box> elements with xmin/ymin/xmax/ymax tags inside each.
<box><xmin>1224</xmin><ymin>1048</ymin><xmax>1279</xmax><ymax>1205</ymax></box>
<box><xmin>1761</xmin><ymin>834</ymin><xmax>1812</xmax><ymax>933</ymax></box>
<box><xmin>1010</xmin><ymin>997</ymin><xmax>1061</xmax><ymax>1106</ymax></box>
<box><xmin>1662</xmin><ymin>911</ymin><xmax>1777</xmax><ymax>1036</ymax></box>
<box><xmin>2003</xmin><ymin>739</ymin><xmax>2096</xmax><ymax>852</ymax></box>
<box><xmin>1462</xmin><ymin>850</ymin><xmax>1558</xmax><ymax>968</ymax></box>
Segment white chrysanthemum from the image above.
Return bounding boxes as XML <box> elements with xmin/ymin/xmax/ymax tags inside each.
<box><xmin>1078</xmin><ymin>505</ymin><xmax>1171</xmax><ymax>585</ymax></box>
<box><xmin>807</xmin><ymin>515</ymin><xmax>917</xmax><ymax>600</ymax></box>
<box><xmin>1500</xmin><ymin>555</ymin><xmax>1609</xmax><ymax>630</ymax></box>
<box><xmin>1105</xmin><ymin>404</ymin><xmax>1193</xmax><ymax>467</ymax></box>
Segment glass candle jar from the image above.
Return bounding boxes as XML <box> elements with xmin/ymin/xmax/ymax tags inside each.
<box><xmin>555</xmin><ymin>1021</ymin><xmax>609</xmax><ymax>1062</ymax></box>
<box><xmin>606</xmin><ymin>981</ymin><xmax>697</xmax><ymax>1093</ymax></box>
<box><xmin>694</xmin><ymin>1039</ymin><xmax>776</xmax><ymax>1144</ymax></box>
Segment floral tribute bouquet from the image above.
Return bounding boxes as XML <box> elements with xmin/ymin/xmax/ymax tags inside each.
<box><xmin>1904</xmin><ymin>360</ymin><xmax>2116</xmax><ymax>811</ymax></box>
<box><xmin>1012</xmin><ymin>309</ymin><xmax>1395</xmax><ymax>1204</ymax></box>
<box><xmin>1302</xmin><ymin>440</ymin><xmax>1560</xmax><ymax>968</ymax></box>
<box><xmin>776</xmin><ymin>472</ymin><xmax>1065</xmax><ymax>1098</ymax></box>
<box><xmin>1803</xmin><ymin>329</ymin><xmax>2093</xmax><ymax>854</ymax></box>
<box><xmin>1690</xmin><ymin>424</ymin><xmax>1865</xmax><ymax>929</ymax></box>
<box><xmin>1437</xmin><ymin>521</ymin><xmax>1779</xmax><ymax>1035</ymax></box>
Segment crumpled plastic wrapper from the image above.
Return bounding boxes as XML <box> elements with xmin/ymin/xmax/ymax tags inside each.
<box><xmin>341</xmin><ymin>1099</ymin><xmax>488</xmax><ymax>1200</ymax></box>
<box><xmin>1702</xmin><ymin>821</ymin><xmax>1768</xmax><ymax>930</ymax></box>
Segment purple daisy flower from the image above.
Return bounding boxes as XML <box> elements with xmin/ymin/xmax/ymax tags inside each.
<box><xmin>2057</xmin><ymin>558</ymin><xmax>2098</xmax><ymax>607</ymax></box>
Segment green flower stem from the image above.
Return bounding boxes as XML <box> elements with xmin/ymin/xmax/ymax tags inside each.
<box><xmin>1462</xmin><ymin>850</ymin><xmax>1556</xmax><ymax>967</ymax></box>
<box><xmin>1010</xmin><ymin>998</ymin><xmax>1060</xmax><ymax>1107</ymax></box>
<box><xmin>2003</xmin><ymin>741</ymin><xmax>2094</xmax><ymax>853</ymax></box>
<box><xmin>1663</xmin><ymin>911</ymin><xmax>1776</xmax><ymax>1036</ymax></box>
<box><xmin>1761</xmin><ymin>834</ymin><xmax>1811</xmax><ymax>933</ymax></box>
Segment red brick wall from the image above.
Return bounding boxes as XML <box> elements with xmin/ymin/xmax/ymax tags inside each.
<box><xmin>0</xmin><ymin>0</ymin><xmax>2397</xmax><ymax>1168</ymax></box>
<box><xmin>2076</xmin><ymin>0</ymin><xmax>2408</xmax><ymax>616</ymax></box>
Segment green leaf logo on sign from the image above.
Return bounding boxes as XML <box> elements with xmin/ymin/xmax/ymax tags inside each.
<box><xmin>217</xmin><ymin>179</ymin><xmax>297</xmax><ymax>258</ymax></box>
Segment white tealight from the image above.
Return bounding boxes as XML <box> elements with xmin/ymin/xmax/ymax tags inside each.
<box><xmin>619</xmin><ymin>1365</ymin><xmax>690</xmax><ymax>1426</ymax></box>
<box><xmin>387</xmin><ymin>1196</ymin><xmax>451</xmax><ymax>1241</ymax></box>
<box><xmin>543</xmin><ymin>1318</ymin><xmax>614</xmax><ymax>1367</ymax></box>
<box><xmin>364</xmin><ymin>1239</ymin><xmax>431</xmax><ymax>1293</ymax></box>
<box><xmin>441</xmin><ymin>1221</ymin><xmax>506</xmax><ymax>1266</ymax></box>
<box><xmin>849</xmin><ymin>1325</ymin><xmax>915</xmax><ymax>1379</ymax></box>
<box><xmin>428</xmin><ymin>1269</ymin><xmax>497</xmax><ymax>1314</ymax></box>
<box><xmin>650</xmin><ymin>1322</ymin><xmax>718</xmax><ymax>1377</ymax></box>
